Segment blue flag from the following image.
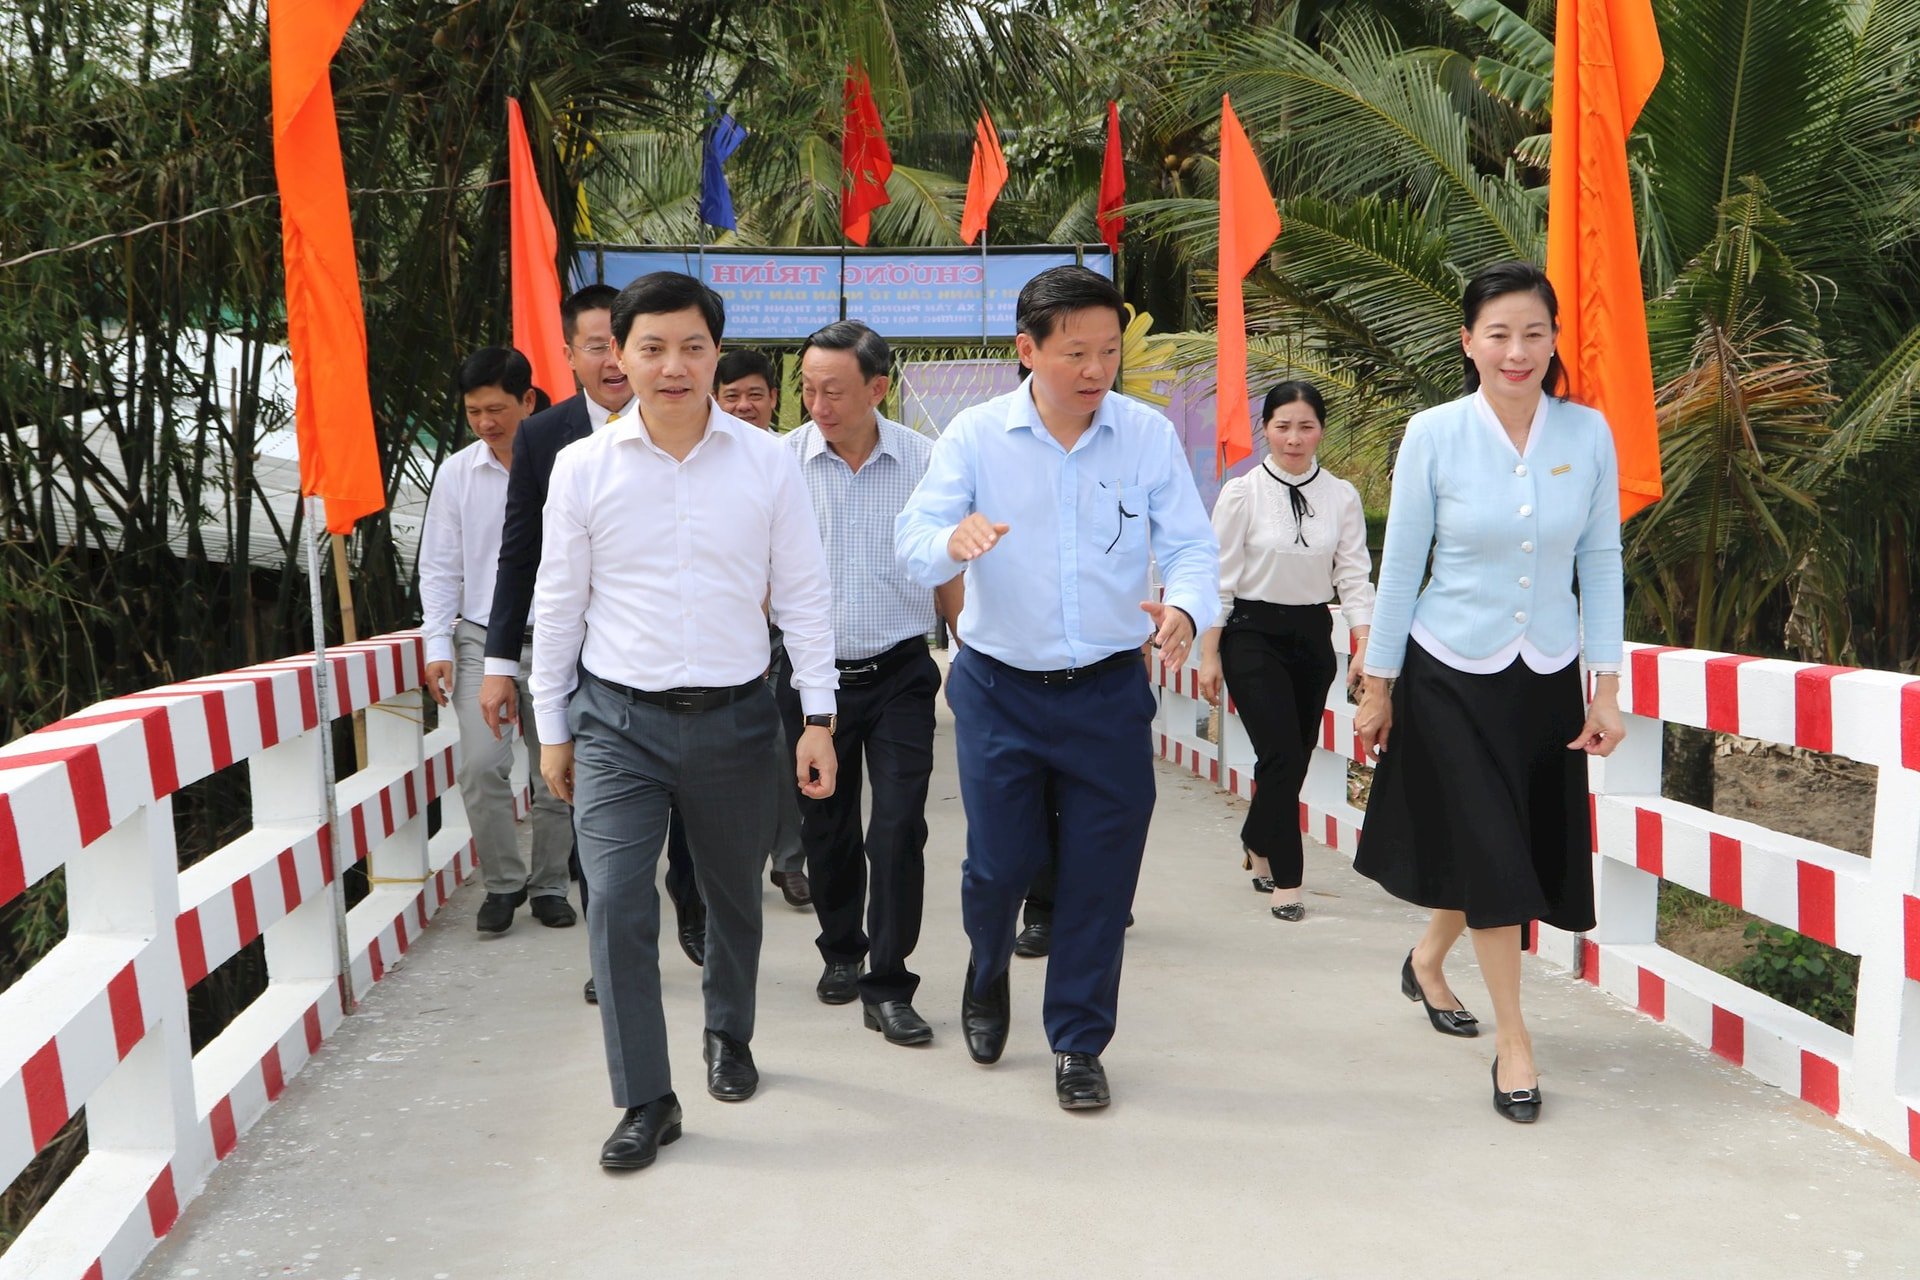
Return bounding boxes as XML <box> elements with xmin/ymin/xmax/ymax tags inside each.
<box><xmin>699</xmin><ymin>98</ymin><xmax>747</xmax><ymax>230</ymax></box>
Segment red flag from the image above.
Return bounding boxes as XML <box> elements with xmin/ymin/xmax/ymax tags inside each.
<box><xmin>1546</xmin><ymin>0</ymin><xmax>1665</xmax><ymax>520</ymax></box>
<box><xmin>507</xmin><ymin>98</ymin><xmax>572</xmax><ymax>406</ymax></box>
<box><xmin>841</xmin><ymin>65</ymin><xmax>893</xmax><ymax>246</ymax></box>
<box><xmin>269</xmin><ymin>0</ymin><xmax>383</xmax><ymax>534</ymax></box>
<box><xmin>1215</xmin><ymin>94</ymin><xmax>1281</xmax><ymax>474</ymax></box>
<box><xmin>1097</xmin><ymin>100</ymin><xmax>1125</xmax><ymax>255</ymax></box>
<box><xmin>958</xmin><ymin>108</ymin><xmax>1008</xmax><ymax>246</ymax></box>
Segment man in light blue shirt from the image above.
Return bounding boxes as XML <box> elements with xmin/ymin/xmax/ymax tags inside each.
<box><xmin>896</xmin><ymin>266</ymin><xmax>1218</xmax><ymax>1110</ymax></box>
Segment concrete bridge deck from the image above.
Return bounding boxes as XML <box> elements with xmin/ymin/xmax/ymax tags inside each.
<box><xmin>140</xmin><ymin>694</ymin><xmax>1920</xmax><ymax>1280</ymax></box>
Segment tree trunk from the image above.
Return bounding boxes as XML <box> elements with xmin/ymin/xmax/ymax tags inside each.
<box><xmin>1664</xmin><ymin>722</ymin><xmax>1716</xmax><ymax>811</ymax></box>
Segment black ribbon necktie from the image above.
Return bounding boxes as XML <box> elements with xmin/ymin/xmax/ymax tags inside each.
<box><xmin>1267</xmin><ymin>462</ymin><xmax>1319</xmax><ymax>546</ymax></box>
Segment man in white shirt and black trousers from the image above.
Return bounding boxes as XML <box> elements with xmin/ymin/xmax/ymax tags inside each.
<box><xmin>530</xmin><ymin>272</ymin><xmax>840</xmax><ymax>1173</ymax></box>
<box><xmin>418</xmin><ymin>347</ymin><xmax>573</xmax><ymax>934</ymax></box>
<box><xmin>776</xmin><ymin>320</ymin><xmax>963</xmax><ymax>1045</ymax></box>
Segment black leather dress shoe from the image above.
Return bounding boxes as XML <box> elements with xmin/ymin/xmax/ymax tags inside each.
<box><xmin>816</xmin><ymin>959</ymin><xmax>863</xmax><ymax>1005</ymax></box>
<box><xmin>770</xmin><ymin>869</ymin><xmax>812</xmax><ymax>908</ymax></box>
<box><xmin>1401</xmin><ymin>950</ymin><xmax>1479</xmax><ymax>1037</ymax></box>
<box><xmin>863</xmin><ymin>1000</ymin><xmax>934</xmax><ymax>1045</ymax></box>
<box><xmin>475</xmin><ymin>888</ymin><xmax>527</xmax><ymax>933</ymax></box>
<box><xmin>1013</xmin><ymin>921</ymin><xmax>1052</xmax><ymax>958</ymax></box>
<box><xmin>1055</xmin><ymin>1052</ymin><xmax>1111</xmax><ymax>1110</ymax></box>
<box><xmin>583</xmin><ymin>977</ymin><xmax>597</xmax><ymax>1004</ymax></box>
<box><xmin>530</xmin><ymin>895</ymin><xmax>577</xmax><ymax>928</ymax></box>
<box><xmin>703</xmin><ymin>1029</ymin><xmax>758</xmax><ymax>1102</ymax></box>
<box><xmin>1492</xmin><ymin>1058</ymin><xmax>1541</xmax><ymax>1124</ymax></box>
<box><xmin>961</xmin><ymin>961</ymin><xmax>1010</xmax><ymax>1065</ymax></box>
<box><xmin>676</xmin><ymin>903</ymin><xmax>707</xmax><ymax>968</ymax></box>
<box><xmin>599</xmin><ymin>1094</ymin><xmax>682</xmax><ymax>1170</ymax></box>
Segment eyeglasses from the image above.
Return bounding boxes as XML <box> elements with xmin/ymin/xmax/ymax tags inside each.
<box><xmin>571</xmin><ymin>340</ymin><xmax>614</xmax><ymax>356</ymax></box>
<box><xmin>1105</xmin><ymin>494</ymin><xmax>1138</xmax><ymax>555</ymax></box>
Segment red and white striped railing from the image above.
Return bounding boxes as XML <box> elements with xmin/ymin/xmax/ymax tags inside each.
<box><xmin>1154</xmin><ymin>616</ymin><xmax>1920</xmax><ymax>1164</ymax></box>
<box><xmin>0</xmin><ymin>632</ymin><xmax>477</xmax><ymax>1280</ymax></box>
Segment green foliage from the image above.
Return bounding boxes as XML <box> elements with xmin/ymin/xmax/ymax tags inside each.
<box><xmin>1733</xmin><ymin>921</ymin><xmax>1858</xmax><ymax>1034</ymax></box>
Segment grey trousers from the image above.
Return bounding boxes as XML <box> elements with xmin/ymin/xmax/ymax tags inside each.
<box><xmin>570</xmin><ymin>672</ymin><xmax>780</xmax><ymax>1107</ymax></box>
<box><xmin>453</xmin><ymin>621</ymin><xmax>571</xmax><ymax>897</ymax></box>
<box><xmin>767</xmin><ymin>646</ymin><xmax>804</xmax><ymax>879</ymax></box>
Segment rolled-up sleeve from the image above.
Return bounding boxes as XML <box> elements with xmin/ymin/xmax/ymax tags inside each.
<box><xmin>1147</xmin><ymin>426</ymin><xmax>1221</xmax><ymax>632</ymax></box>
<box><xmin>895</xmin><ymin>417</ymin><xmax>975</xmax><ymax>588</ymax></box>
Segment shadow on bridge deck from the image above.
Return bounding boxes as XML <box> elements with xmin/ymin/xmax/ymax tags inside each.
<box><xmin>142</xmin><ymin>674</ymin><xmax>1920</xmax><ymax>1279</ymax></box>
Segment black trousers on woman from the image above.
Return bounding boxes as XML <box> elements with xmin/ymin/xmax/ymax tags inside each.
<box><xmin>1218</xmin><ymin>599</ymin><xmax>1337</xmax><ymax>890</ymax></box>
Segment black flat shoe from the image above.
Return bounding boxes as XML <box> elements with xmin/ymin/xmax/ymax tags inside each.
<box><xmin>1400</xmin><ymin>950</ymin><xmax>1479</xmax><ymax>1037</ymax></box>
<box><xmin>961</xmin><ymin>960</ymin><xmax>1010</xmax><ymax>1065</ymax></box>
<box><xmin>583</xmin><ymin>977</ymin><xmax>597</xmax><ymax>1004</ymax></box>
<box><xmin>863</xmin><ymin>1000</ymin><xmax>934</xmax><ymax>1045</ymax></box>
<box><xmin>1054</xmin><ymin>1051</ymin><xmax>1111</xmax><ymax>1110</ymax></box>
<box><xmin>530</xmin><ymin>894</ymin><xmax>577</xmax><ymax>928</ymax></box>
<box><xmin>1492</xmin><ymin>1059</ymin><xmax>1541</xmax><ymax>1123</ymax></box>
<box><xmin>1013</xmin><ymin>921</ymin><xmax>1052</xmax><ymax>958</ymax></box>
<box><xmin>1271</xmin><ymin>901</ymin><xmax>1306</xmax><ymax>922</ymax></box>
<box><xmin>475</xmin><ymin>888</ymin><xmax>527</xmax><ymax>934</ymax></box>
<box><xmin>1242</xmin><ymin>851</ymin><xmax>1275</xmax><ymax>893</ymax></box>
<box><xmin>816</xmin><ymin>959</ymin><xmax>863</xmax><ymax>1005</ymax></box>
<box><xmin>675</xmin><ymin>901</ymin><xmax>706</xmax><ymax>968</ymax></box>
<box><xmin>770</xmin><ymin>869</ymin><xmax>812</xmax><ymax>908</ymax></box>
<box><xmin>600</xmin><ymin>1094</ymin><xmax>682</xmax><ymax>1170</ymax></box>
<box><xmin>703</xmin><ymin>1029</ymin><xmax>758</xmax><ymax>1102</ymax></box>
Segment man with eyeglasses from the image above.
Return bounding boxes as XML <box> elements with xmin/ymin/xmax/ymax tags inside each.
<box><xmin>895</xmin><ymin>266</ymin><xmax>1218</xmax><ymax>1110</ymax></box>
<box><xmin>480</xmin><ymin>283</ymin><xmax>707</xmax><ymax>999</ymax></box>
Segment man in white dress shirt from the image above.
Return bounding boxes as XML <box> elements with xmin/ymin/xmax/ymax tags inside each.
<box><xmin>530</xmin><ymin>272</ymin><xmax>840</xmax><ymax>1173</ymax></box>
<box><xmin>418</xmin><ymin>347</ymin><xmax>573</xmax><ymax>934</ymax></box>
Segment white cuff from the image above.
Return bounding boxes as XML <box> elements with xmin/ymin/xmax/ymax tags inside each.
<box><xmin>1362</xmin><ymin>664</ymin><xmax>1401</xmax><ymax>680</ymax></box>
<box><xmin>425</xmin><ymin>636</ymin><xmax>454</xmax><ymax>666</ymax></box>
<box><xmin>798</xmin><ymin>688</ymin><xmax>836</xmax><ymax>717</ymax></box>
<box><xmin>483</xmin><ymin>656</ymin><xmax>521</xmax><ymax>678</ymax></box>
<box><xmin>535</xmin><ymin>710</ymin><xmax>571</xmax><ymax>745</ymax></box>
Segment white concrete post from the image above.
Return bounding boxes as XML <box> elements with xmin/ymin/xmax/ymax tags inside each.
<box><xmin>1588</xmin><ymin>709</ymin><xmax>1664</xmax><ymax>949</ymax></box>
<box><xmin>251</xmin><ymin>732</ymin><xmax>341</xmax><ymax>987</ymax></box>
<box><xmin>365</xmin><ymin>688</ymin><xmax>429</xmax><ymax>883</ymax></box>
<box><xmin>1853</xmin><ymin>766</ymin><xmax>1920</xmax><ymax>1151</ymax></box>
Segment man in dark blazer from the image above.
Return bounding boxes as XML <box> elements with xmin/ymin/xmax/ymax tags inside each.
<box><xmin>478</xmin><ymin>283</ymin><xmax>707</xmax><ymax>1000</ymax></box>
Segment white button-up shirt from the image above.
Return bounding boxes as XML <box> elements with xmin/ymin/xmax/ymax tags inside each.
<box><xmin>417</xmin><ymin>439</ymin><xmax>510</xmax><ymax>666</ymax></box>
<box><xmin>785</xmin><ymin>415</ymin><xmax>938</xmax><ymax>660</ymax></box>
<box><xmin>529</xmin><ymin>402</ymin><xmax>838</xmax><ymax>744</ymax></box>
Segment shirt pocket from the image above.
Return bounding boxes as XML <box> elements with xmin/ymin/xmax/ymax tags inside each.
<box><xmin>1095</xmin><ymin>480</ymin><xmax>1149</xmax><ymax>557</ymax></box>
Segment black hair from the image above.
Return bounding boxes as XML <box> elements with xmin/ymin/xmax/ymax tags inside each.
<box><xmin>1015</xmin><ymin>265</ymin><xmax>1127</xmax><ymax>345</ymax></box>
<box><xmin>799</xmin><ymin>320</ymin><xmax>892</xmax><ymax>381</ymax></box>
<box><xmin>715</xmin><ymin>348</ymin><xmax>778</xmax><ymax>389</ymax></box>
<box><xmin>457</xmin><ymin>346</ymin><xmax>533</xmax><ymax>398</ymax></box>
<box><xmin>561</xmin><ymin>284</ymin><xmax>619</xmax><ymax>343</ymax></box>
<box><xmin>1461</xmin><ymin>261</ymin><xmax>1568</xmax><ymax>397</ymax></box>
<box><xmin>609</xmin><ymin>271</ymin><xmax>726</xmax><ymax>348</ymax></box>
<box><xmin>1260</xmin><ymin>379</ymin><xmax>1328</xmax><ymax>429</ymax></box>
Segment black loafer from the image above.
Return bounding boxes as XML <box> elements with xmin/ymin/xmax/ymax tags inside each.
<box><xmin>1492</xmin><ymin>1059</ymin><xmax>1541</xmax><ymax>1124</ymax></box>
<box><xmin>1055</xmin><ymin>1051</ymin><xmax>1111</xmax><ymax>1110</ymax></box>
<box><xmin>676</xmin><ymin>903</ymin><xmax>707</xmax><ymax>968</ymax></box>
<box><xmin>816</xmin><ymin>959</ymin><xmax>863</xmax><ymax>1005</ymax></box>
<box><xmin>703</xmin><ymin>1029</ymin><xmax>758</xmax><ymax>1102</ymax></box>
<box><xmin>530</xmin><ymin>894</ymin><xmax>577</xmax><ymax>928</ymax></box>
<box><xmin>475</xmin><ymin>888</ymin><xmax>527</xmax><ymax>934</ymax></box>
<box><xmin>1401</xmin><ymin>950</ymin><xmax>1479</xmax><ymax>1037</ymax></box>
<box><xmin>1271</xmin><ymin>901</ymin><xmax>1306</xmax><ymax>922</ymax></box>
<box><xmin>583</xmin><ymin>977</ymin><xmax>597</xmax><ymax>1004</ymax></box>
<box><xmin>863</xmin><ymin>1000</ymin><xmax>934</xmax><ymax>1045</ymax></box>
<box><xmin>599</xmin><ymin>1094</ymin><xmax>682</xmax><ymax>1170</ymax></box>
<box><xmin>770</xmin><ymin>869</ymin><xmax>812</xmax><ymax>908</ymax></box>
<box><xmin>1013</xmin><ymin>921</ymin><xmax>1052</xmax><ymax>958</ymax></box>
<box><xmin>961</xmin><ymin>960</ymin><xmax>1010</xmax><ymax>1065</ymax></box>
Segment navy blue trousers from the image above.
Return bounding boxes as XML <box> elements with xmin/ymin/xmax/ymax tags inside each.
<box><xmin>946</xmin><ymin>647</ymin><xmax>1156</xmax><ymax>1054</ymax></box>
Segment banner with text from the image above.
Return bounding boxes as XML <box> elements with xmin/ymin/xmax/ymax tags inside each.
<box><xmin>576</xmin><ymin>245</ymin><xmax>1114</xmax><ymax>341</ymax></box>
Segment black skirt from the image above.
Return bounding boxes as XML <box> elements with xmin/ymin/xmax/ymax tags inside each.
<box><xmin>1352</xmin><ymin>640</ymin><xmax>1595</xmax><ymax>932</ymax></box>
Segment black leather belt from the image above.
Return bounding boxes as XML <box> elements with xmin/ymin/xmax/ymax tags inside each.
<box><xmin>523</xmin><ymin>626</ymin><xmax>535</xmax><ymax>645</ymax></box>
<box><xmin>976</xmin><ymin>648</ymin><xmax>1141</xmax><ymax>687</ymax></box>
<box><xmin>588</xmin><ymin>671</ymin><xmax>762</xmax><ymax>714</ymax></box>
<box><xmin>834</xmin><ymin>637</ymin><xmax>924</xmax><ymax>687</ymax></box>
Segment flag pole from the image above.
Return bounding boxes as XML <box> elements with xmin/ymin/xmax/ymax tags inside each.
<box><xmin>305</xmin><ymin>496</ymin><xmax>356</xmax><ymax>1015</ymax></box>
<box><xmin>979</xmin><ymin>217</ymin><xmax>989</xmax><ymax>356</ymax></box>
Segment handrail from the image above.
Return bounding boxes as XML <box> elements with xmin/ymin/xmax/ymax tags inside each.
<box><xmin>0</xmin><ymin>631</ymin><xmax>476</xmax><ymax>1280</ymax></box>
<box><xmin>1152</xmin><ymin>614</ymin><xmax>1920</xmax><ymax>1165</ymax></box>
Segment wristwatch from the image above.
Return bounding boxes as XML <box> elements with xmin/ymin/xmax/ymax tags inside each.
<box><xmin>803</xmin><ymin>713</ymin><xmax>837</xmax><ymax>736</ymax></box>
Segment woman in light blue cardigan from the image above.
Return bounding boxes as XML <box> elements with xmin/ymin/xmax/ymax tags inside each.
<box><xmin>1353</xmin><ymin>261</ymin><xmax>1627</xmax><ymax>1124</ymax></box>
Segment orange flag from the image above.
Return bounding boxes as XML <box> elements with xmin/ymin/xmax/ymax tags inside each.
<box><xmin>269</xmin><ymin>0</ymin><xmax>383</xmax><ymax>535</ymax></box>
<box><xmin>1546</xmin><ymin>0</ymin><xmax>1665</xmax><ymax>520</ymax></box>
<box><xmin>958</xmin><ymin>108</ymin><xmax>1008</xmax><ymax>246</ymax></box>
<box><xmin>1215</xmin><ymin>95</ymin><xmax>1281</xmax><ymax>474</ymax></box>
<box><xmin>507</xmin><ymin>99</ymin><xmax>572</xmax><ymax>405</ymax></box>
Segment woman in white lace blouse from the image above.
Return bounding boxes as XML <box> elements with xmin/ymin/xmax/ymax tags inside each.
<box><xmin>1199</xmin><ymin>381</ymin><xmax>1374</xmax><ymax>921</ymax></box>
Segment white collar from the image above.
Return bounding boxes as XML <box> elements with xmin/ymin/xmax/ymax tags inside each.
<box><xmin>1472</xmin><ymin>388</ymin><xmax>1548</xmax><ymax>458</ymax></box>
